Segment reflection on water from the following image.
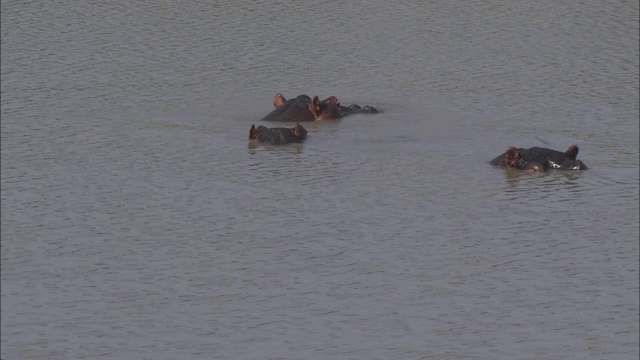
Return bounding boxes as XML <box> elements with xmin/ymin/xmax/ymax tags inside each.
<box><xmin>501</xmin><ymin>168</ymin><xmax>588</xmax><ymax>190</ymax></box>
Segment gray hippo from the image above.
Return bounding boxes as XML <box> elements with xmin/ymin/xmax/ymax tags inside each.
<box><xmin>261</xmin><ymin>93</ymin><xmax>379</xmax><ymax>122</ymax></box>
<box><xmin>248</xmin><ymin>123</ymin><xmax>307</xmax><ymax>145</ymax></box>
<box><xmin>490</xmin><ymin>145</ymin><xmax>588</xmax><ymax>171</ymax></box>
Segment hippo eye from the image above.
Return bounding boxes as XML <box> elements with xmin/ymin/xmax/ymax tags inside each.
<box><xmin>548</xmin><ymin>161</ymin><xmax>561</xmax><ymax>169</ymax></box>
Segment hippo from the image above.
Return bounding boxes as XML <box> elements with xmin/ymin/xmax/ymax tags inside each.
<box><xmin>248</xmin><ymin>123</ymin><xmax>307</xmax><ymax>145</ymax></box>
<box><xmin>261</xmin><ymin>93</ymin><xmax>379</xmax><ymax>122</ymax></box>
<box><xmin>490</xmin><ymin>144</ymin><xmax>588</xmax><ymax>171</ymax></box>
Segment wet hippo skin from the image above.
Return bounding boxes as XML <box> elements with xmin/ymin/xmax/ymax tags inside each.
<box><xmin>490</xmin><ymin>145</ymin><xmax>588</xmax><ymax>171</ymax></box>
<box><xmin>248</xmin><ymin>123</ymin><xmax>308</xmax><ymax>145</ymax></box>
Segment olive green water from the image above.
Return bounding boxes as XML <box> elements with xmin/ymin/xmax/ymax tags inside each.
<box><xmin>2</xmin><ymin>1</ymin><xmax>638</xmax><ymax>359</ymax></box>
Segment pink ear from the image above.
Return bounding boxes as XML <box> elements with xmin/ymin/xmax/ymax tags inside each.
<box><xmin>504</xmin><ymin>147</ymin><xmax>520</xmax><ymax>167</ymax></box>
<box><xmin>564</xmin><ymin>145</ymin><xmax>579</xmax><ymax>160</ymax></box>
<box><xmin>273</xmin><ymin>93</ymin><xmax>286</xmax><ymax>108</ymax></box>
<box><xmin>310</xmin><ymin>96</ymin><xmax>321</xmax><ymax>120</ymax></box>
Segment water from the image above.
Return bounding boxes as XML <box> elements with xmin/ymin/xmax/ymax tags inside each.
<box><xmin>2</xmin><ymin>1</ymin><xmax>638</xmax><ymax>359</ymax></box>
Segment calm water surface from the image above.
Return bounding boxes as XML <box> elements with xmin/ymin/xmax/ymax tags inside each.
<box><xmin>2</xmin><ymin>1</ymin><xmax>638</xmax><ymax>359</ymax></box>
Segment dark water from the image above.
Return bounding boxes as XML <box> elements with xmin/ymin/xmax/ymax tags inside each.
<box><xmin>2</xmin><ymin>1</ymin><xmax>638</xmax><ymax>359</ymax></box>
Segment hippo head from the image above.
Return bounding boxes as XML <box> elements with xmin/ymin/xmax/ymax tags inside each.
<box><xmin>490</xmin><ymin>144</ymin><xmax>587</xmax><ymax>171</ymax></box>
<box><xmin>311</xmin><ymin>96</ymin><xmax>343</xmax><ymax>120</ymax></box>
<box><xmin>249</xmin><ymin>123</ymin><xmax>307</xmax><ymax>145</ymax></box>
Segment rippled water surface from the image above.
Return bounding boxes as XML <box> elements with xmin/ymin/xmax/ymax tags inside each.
<box><xmin>2</xmin><ymin>1</ymin><xmax>638</xmax><ymax>359</ymax></box>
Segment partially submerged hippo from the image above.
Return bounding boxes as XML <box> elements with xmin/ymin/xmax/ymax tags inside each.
<box><xmin>261</xmin><ymin>93</ymin><xmax>379</xmax><ymax>122</ymax></box>
<box><xmin>490</xmin><ymin>145</ymin><xmax>588</xmax><ymax>171</ymax></box>
<box><xmin>248</xmin><ymin>123</ymin><xmax>307</xmax><ymax>145</ymax></box>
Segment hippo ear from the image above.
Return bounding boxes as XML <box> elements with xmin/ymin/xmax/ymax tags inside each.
<box><xmin>504</xmin><ymin>147</ymin><xmax>520</xmax><ymax>167</ymax></box>
<box><xmin>273</xmin><ymin>93</ymin><xmax>286</xmax><ymax>108</ymax></box>
<box><xmin>294</xmin><ymin>123</ymin><xmax>307</xmax><ymax>138</ymax></box>
<box><xmin>312</xmin><ymin>96</ymin><xmax>321</xmax><ymax>113</ymax></box>
<box><xmin>564</xmin><ymin>145</ymin><xmax>579</xmax><ymax>160</ymax></box>
<box><xmin>249</xmin><ymin>125</ymin><xmax>257</xmax><ymax>139</ymax></box>
<box><xmin>505</xmin><ymin>147</ymin><xmax>519</xmax><ymax>156</ymax></box>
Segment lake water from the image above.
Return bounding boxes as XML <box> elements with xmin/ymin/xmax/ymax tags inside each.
<box><xmin>1</xmin><ymin>1</ymin><xmax>638</xmax><ymax>359</ymax></box>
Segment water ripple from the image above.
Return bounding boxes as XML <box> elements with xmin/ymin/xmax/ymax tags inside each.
<box><xmin>2</xmin><ymin>1</ymin><xmax>638</xmax><ymax>359</ymax></box>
